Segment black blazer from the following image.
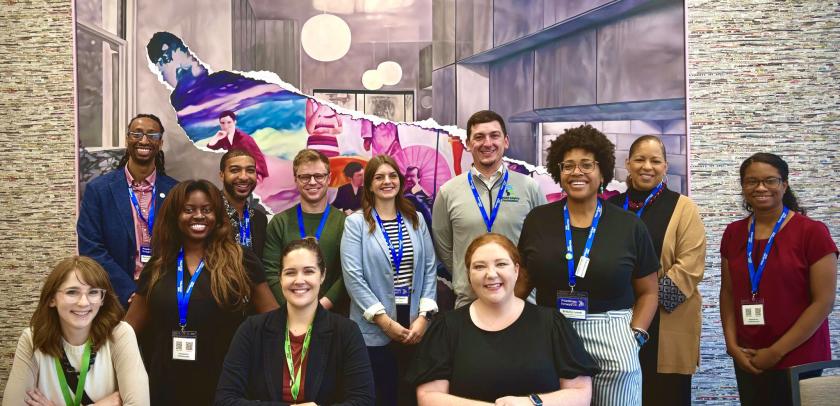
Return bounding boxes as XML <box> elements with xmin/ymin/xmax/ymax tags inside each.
<box><xmin>215</xmin><ymin>306</ymin><xmax>375</xmax><ymax>406</ymax></box>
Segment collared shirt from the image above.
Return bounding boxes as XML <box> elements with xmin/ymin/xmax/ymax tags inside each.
<box><xmin>223</xmin><ymin>195</ymin><xmax>254</xmax><ymax>247</ymax></box>
<box><xmin>470</xmin><ymin>163</ymin><xmax>505</xmax><ymax>189</ymax></box>
<box><xmin>124</xmin><ymin>166</ymin><xmax>156</xmax><ymax>280</ymax></box>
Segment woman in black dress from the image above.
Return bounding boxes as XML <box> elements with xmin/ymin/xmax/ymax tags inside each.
<box><xmin>126</xmin><ymin>180</ymin><xmax>278</xmax><ymax>405</ymax></box>
<box><xmin>407</xmin><ymin>233</ymin><xmax>598</xmax><ymax>405</ymax></box>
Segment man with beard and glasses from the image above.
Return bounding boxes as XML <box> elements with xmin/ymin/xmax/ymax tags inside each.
<box><xmin>432</xmin><ymin>110</ymin><xmax>546</xmax><ymax>308</ymax></box>
<box><xmin>219</xmin><ymin>149</ymin><xmax>268</xmax><ymax>258</ymax></box>
<box><xmin>262</xmin><ymin>149</ymin><xmax>349</xmax><ymax>314</ymax></box>
<box><xmin>77</xmin><ymin>114</ymin><xmax>178</xmax><ymax>306</ymax></box>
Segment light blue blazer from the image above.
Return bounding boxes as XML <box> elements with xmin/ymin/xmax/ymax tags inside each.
<box><xmin>341</xmin><ymin>211</ymin><xmax>438</xmax><ymax>347</ymax></box>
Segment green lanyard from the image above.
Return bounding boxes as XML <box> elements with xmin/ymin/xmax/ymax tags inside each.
<box><xmin>54</xmin><ymin>339</ymin><xmax>92</xmax><ymax>406</ymax></box>
<box><xmin>284</xmin><ymin>325</ymin><xmax>313</xmax><ymax>401</ymax></box>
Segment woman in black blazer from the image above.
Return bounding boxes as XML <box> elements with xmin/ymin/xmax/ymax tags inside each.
<box><xmin>215</xmin><ymin>237</ymin><xmax>375</xmax><ymax>405</ymax></box>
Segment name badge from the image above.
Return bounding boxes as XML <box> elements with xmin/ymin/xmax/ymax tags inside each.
<box><xmin>556</xmin><ymin>290</ymin><xmax>588</xmax><ymax>320</ymax></box>
<box><xmin>574</xmin><ymin>257</ymin><xmax>590</xmax><ymax>278</ymax></box>
<box><xmin>172</xmin><ymin>330</ymin><xmax>198</xmax><ymax>361</ymax></box>
<box><xmin>394</xmin><ymin>286</ymin><xmax>410</xmax><ymax>306</ymax></box>
<box><xmin>740</xmin><ymin>299</ymin><xmax>765</xmax><ymax>326</ymax></box>
<box><xmin>140</xmin><ymin>246</ymin><xmax>152</xmax><ymax>264</ymax></box>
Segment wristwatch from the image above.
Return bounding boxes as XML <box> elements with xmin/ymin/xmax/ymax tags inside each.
<box><xmin>529</xmin><ymin>393</ymin><xmax>543</xmax><ymax>406</ymax></box>
<box><xmin>632</xmin><ymin>327</ymin><xmax>649</xmax><ymax>347</ymax></box>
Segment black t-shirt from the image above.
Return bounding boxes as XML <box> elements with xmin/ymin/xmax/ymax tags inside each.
<box><xmin>519</xmin><ymin>199</ymin><xmax>660</xmax><ymax>313</ymax></box>
<box><xmin>137</xmin><ymin>249</ymin><xmax>266</xmax><ymax>406</ymax></box>
<box><xmin>406</xmin><ymin>302</ymin><xmax>599</xmax><ymax>402</ymax></box>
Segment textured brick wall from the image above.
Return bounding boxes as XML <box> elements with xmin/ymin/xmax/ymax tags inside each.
<box><xmin>0</xmin><ymin>0</ymin><xmax>78</xmax><ymax>391</ymax></box>
<box><xmin>687</xmin><ymin>0</ymin><xmax>839</xmax><ymax>403</ymax></box>
<box><xmin>0</xmin><ymin>0</ymin><xmax>837</xmax><ymax>402</ymax></box>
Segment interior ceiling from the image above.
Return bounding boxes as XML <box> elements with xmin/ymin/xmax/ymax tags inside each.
<box><xmin>248</xmin><ymin>0</ymin><xmax>431</xmax><ymax>44</ymax></box>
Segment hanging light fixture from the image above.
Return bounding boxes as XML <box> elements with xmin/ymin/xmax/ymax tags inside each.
<box><xmin>362</xmin><ymin>69</ymin><xmax>383</xmax><ymax>90</ymax></box>
<box><xmin>301</xmin><ymin>11</ymin><xmax>351</xmax><ymax>62</ymax></box>
<box><xmin>377</xmin><ymin>26</ymin><xmax>403</xmax><ymax>85</ymax></box>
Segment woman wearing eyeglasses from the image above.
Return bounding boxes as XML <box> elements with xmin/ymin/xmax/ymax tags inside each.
<box><xmin>720</xmin><ymin>153</ymin><xmax>837</xmax><ymax>406</ymax></box>
<box><xmin>516</xmin><ymin>125</ymin><xmax>660</xmax><ymax>406</ymax></box>
<box><xmin>605</xmin><ymin>135</ymin><xmax>706</xmax><ymax>406</ymax></box>
<box><xmin>3</xmin><ymin>256</ymin><xmax>149</xmax><ymax>406</ymax></box>
<box><xmin>341</xmin><ymin>155</ymin><xmax>438</xmax><ymax>405</ymax></box>
<box><xmin>125</xmin><ymin>180</ymin><xmax>278</xmax><ymax>405</ymax></box>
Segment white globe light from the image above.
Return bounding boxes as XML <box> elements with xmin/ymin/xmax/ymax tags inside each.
<box><xmin>301</xmin><ymin>14</ymin><xmax>351</xmax><ymax>62</ymax></box>
<box><xmin>377</xmin><ymin>61</ymin><xmax>403</xmax><ymax>85</ymax></box>
<box><xmin>362</xmin><ymin>69</ymin><xmax>383</xmax><ymax>90</ymax></box>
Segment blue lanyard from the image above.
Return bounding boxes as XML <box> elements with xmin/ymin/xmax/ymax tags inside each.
<box><xmin>746</xmin><ymin>206</ymin><xmax>788</xmax><ymax>298</ymax></box>
<box><xmin>176</xmin><ymin>249</ymin><xmax>205</xmax><ymax>328</ymax></box>
<box><xmin>563</xmin><ymin>199</ymin><xmax>603</xmax><ymax>288</ymax></box>
<box><xmin>239</xmin><ymin>203</ymin><xmax>251</xmax><ymax>247</ymax></box>
<box><xmin>374</xmin><ymin>210</ymin><xmax>405</xmax><ymax>274</ymax></box>
<box><xmin>128</xmin><ymin>185</ymin><xmax>156</xmax><ymax>237</ymax></box>
<box><xmin>622</xmin><ymin>181</ymin><xmax>665</xmax><ymax>217</ymax></box>
<box><xmin>467</xmin><ymin>169</ymin><xmax>509</xmax><ymax>232</ymax></box>
<box><xmin>297</xmin><ymin>204</ymin><xmax>331</xmax><ymax>240</ymax></box>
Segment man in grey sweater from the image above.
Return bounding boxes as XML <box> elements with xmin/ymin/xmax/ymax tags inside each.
<box><xmin>432</xmin><ymin>110</ymin><xmax>546</xmax><ymax>308</ymax></box>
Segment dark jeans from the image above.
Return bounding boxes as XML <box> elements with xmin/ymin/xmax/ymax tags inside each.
<box><xmin>640</xmin><ymin>310</ymin><xmax>692</xmax><ymax>406</ymax></box>
<box><xmin>734</xmin><ymin>361</ymin><xmax>822</xmax><ymax>406</ymax></box>
<box><xmin>368</xmin><ymin>342</ymin><xmax>417</xmax><ymax>406</ymax></box>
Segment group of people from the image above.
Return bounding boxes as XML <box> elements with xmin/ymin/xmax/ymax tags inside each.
<box><xmin>2</xmin><ymin>109</ymin><xmax>836</xmax><ymax>406</ymax></box>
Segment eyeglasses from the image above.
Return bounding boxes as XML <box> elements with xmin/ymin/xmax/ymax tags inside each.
<box><xmin>296</xmin><ymin>173</ymin><xmax>329</xmax><ymax>184</ymax></box>
<box><xmin>127</xmin><ymin>131</ymin><xmax>163</xmax><ymax>141</ymax></box>
<box><xmin>57</xmin><ymin>288</ymin><xmax>107</xmax><ymax>304</ymax></box>
<box><xmin>742</xmin><ymin>177</ymin><xmax>783</xmax><ymax>189</ymax></box>
<box><xmin>559</xmin><ymin>160</ymin><xmax>599</xmax><ymax>174</ymax></box>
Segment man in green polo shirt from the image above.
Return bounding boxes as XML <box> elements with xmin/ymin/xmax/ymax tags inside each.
<box><xmin>262</xmin><ymin>149</ymin><xmax>348</xmax><ymax>313</ymax></box>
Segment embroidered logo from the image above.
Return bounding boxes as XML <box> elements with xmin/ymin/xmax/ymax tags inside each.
<box><xmin>501</xmin><ymin>184</ymin><xmax>520</xmax><ymax>203</ymax></box>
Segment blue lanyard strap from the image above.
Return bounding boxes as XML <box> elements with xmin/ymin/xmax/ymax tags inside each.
<box><xmin>563</xmin><ymin>199</ymin><xmax>603</xmax><ymax>288</ymax></box>
<box><xmin>467</xmin><ymin>169</ymin><xmax>509</xmax><ymax>232</ymax></box>
<box><xmin>297</xmin><ymin>204</ymin><xmax>331</xmax><ymax>240</ymax></box>
<box><xmin>622</xmin><ymin>181</ymin><xmax>665</xmax><ymax>218</ymax></box>
<box><xmin>239</xmin><ymin>203</ymin><xmax>251</xmax><ymax>246</ymax></box>
<box><xmin>374</xmin><ymin>210</ymin><xmax>405</xmax><ymax>274</ymax></box>
<box><xmin>176</xmin><ymin>249</ymin><xmax>205</xmax><ymax>328</ymax></box>
<box><xmin>128</xmin><ymin>185</ymin><xmax>157</xmax><ymax>236</ymax></box>
<box><xmin>747</xmin><ymin>206</ymin><xmax>788</xmax><ymax>297</ymax></box>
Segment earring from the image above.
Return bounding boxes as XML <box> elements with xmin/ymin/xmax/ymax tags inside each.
<box><xmin>599</xmin><ymin>184</ymin><xmax>604</xmax><ymax>195</ymax></box>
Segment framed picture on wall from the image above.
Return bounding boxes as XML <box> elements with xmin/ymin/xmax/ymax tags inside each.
<box><xmin>364</xmin><ymin>93</ymin><xmax>405</xmax><ymax>122</ymax></box>
<box><xmin>312</xmin><ymin>89</ymin><xmax>415</xmax><ymax>122</ymax></box>
<box><xmin>312</xmin><ymin>91</ymin><xmax>357</xmax><ymax>111</ymax></box>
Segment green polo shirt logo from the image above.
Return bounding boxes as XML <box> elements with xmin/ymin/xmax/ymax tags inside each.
<box><xmin>502</xmin><ymin>184</ymin><xmax>520</xmax><ymax>203</ymax></box>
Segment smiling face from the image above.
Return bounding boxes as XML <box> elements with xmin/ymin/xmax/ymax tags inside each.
<box><xmin>371</xmin><ymin>163</ymin><xmax>401</xmax><ymax>203</ymax></box>
<box><xmin>560</xmin><ymin>148</ymin><xmax>603</xmax><ymax>203</ymax></box>
<box><xmin>741</xmin><ymin>162</ymin><xmax>787</xmax><ymax>213</ymax></box>
<box><xmin>468</xmin><ymin>242</ymin><xmax>519</xmax><ymax>305</ymax></box>
<box><xmin>281</xmin><ymin>248</ymin><xmax>325</xmax><ymax>309</ymax></box>
<box><xmin>178</xmin><ymin>190</ymin><xmax>216</xmax><ymax>244</ymax></box>
<box><xmin>219</xmin><ymin>116</ymin><xmax>236</xmax><ymax>135</ymax></box>
<box><xmin>126</xmin><ymin>117</ymin><xmax>163</xmax><ymax>166</ymax></box>
<box><xmin>295</xmin><ymin>160</ymin><xmax>331</xmax><ymax>205</ymax></box>
<box><xmin>221</xmin><ymin>155</ymin><xmax>257</xmax><ymax>202</ymax></box>
<box><xmin>468</xmin><ymin>121</ymin><xmax>509</xmax><ymax>173</ymax></box>
<box><xmin>626</xmin><ymin>139</ymin><xmax>668</xmax><ymax>191</ymax></box>
<box><xmin>49</xmin><ymin>271</ymin><xmax>103</xmax><ymax>337</ymax></box>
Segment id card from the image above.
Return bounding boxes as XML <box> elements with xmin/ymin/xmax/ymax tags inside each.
<box><xmin>172</xmin><ymin>330</ymin><xmax>197</xmax><ymax>361</ymax></box>
<box><xmin>556</xmin><ymin>290</ymin><xmax>589</xmax><ymax>320</ymax></box>
<box><xmin>575</xmin><ymin>257</ymin><xmax>590</xmax><ymax>278</ymax></box>
<box><xmin>140</xmin><ymin>246</ymin><xmax>152</xmax><ymax>264</ymax></box>
<box><xmin>740</xmin><ymin>299</ymin><xmax>765</xmax><ymax>326</ymax></box>
<box><xmin>394</xmin><ymin>286</ymin><xmax>410</xmax><ymax>306</ymax></box>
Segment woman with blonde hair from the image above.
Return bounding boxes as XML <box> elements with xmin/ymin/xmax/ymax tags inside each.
<box><xmin>126</xmin><ymin>179</ymin><xmax>277</xmax><ymax>405</ymax></box>
<box><xmin>3</xmin><ymin>256</ymin><xmax>149</xmax><ymax>405</ymax></box>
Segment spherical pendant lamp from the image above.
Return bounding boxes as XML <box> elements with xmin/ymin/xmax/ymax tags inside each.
<box><xmin>301</xmin><ymin>14</ymin><xmax>352</xmax><ymax>62</ymax></box>
<box><xmin>362</xmin><ymin>69</ymin><xmax>383</xmax><ymax>90</ymax></box>
<box><xmin>377</xmin><ymin>61</ymin><xmax>403</xmax><ymax>85</ymax></box>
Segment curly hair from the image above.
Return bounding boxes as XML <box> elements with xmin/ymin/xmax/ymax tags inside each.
<box><xmin>545</xmin><ymin>124</ymin><xmax>616</xmax><ymax>188</ymax></box>
<box><xmin>31</xmin><ymin>256</ymin><xmax>124</xmax><ymax>358</ymax></box>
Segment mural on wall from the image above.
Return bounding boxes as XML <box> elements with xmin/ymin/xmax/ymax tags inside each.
<box><xmin>144</xmin><ymin>31</ymin><xmax>475</xmax><ymax>214</ymax></box>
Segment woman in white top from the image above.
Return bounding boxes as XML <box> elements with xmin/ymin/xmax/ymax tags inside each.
<box><xmin>3</xmin><ymin>256</ymin><xmax>149</xmax><ymax>406</ymax></box>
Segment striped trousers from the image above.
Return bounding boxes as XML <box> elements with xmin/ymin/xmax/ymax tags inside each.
<box><xmin>570</xmin><ymin>309</ymin><xmax>642</xmax><ymax>406</ymax></box>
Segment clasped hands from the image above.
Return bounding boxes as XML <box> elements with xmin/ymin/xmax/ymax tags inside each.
<box><xmin>375</xmin><ymin>314</ymin><xmax>427</xmax><ymax>345</ymax></box>
<box><xmin>733</xmin><ymin>345</ymin><xmax>784</xmax><ymax>374</ymax></box>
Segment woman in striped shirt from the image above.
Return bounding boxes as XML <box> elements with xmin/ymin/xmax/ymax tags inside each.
<box><xmin>341</xmin><ymin>154</ymin><xmax>438</xmax><ymax>406</ymax></box>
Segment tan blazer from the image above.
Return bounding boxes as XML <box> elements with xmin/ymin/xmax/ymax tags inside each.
<box><xmin>657</xmin><ymin>195</ymin><xmax>707</xmax><ymax>374</ymax></box>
